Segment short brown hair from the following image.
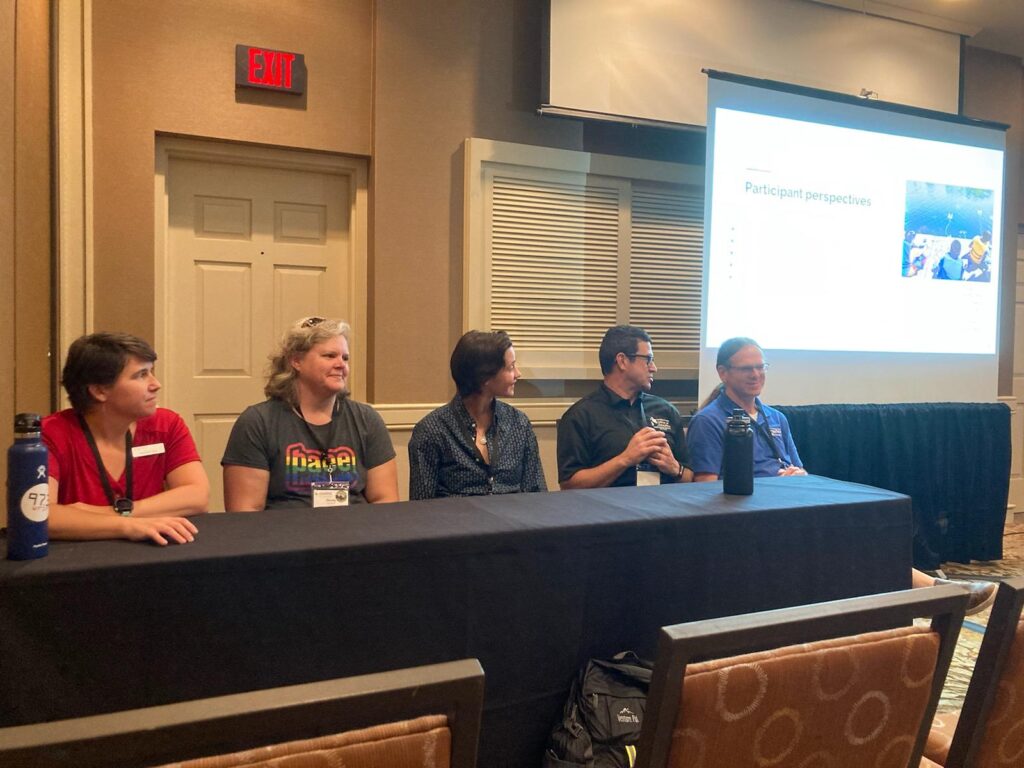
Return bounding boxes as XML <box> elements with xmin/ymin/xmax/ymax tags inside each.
<box><xmin>61</xmin><ymin>333</ymin><xmax>158</xmax><ymax>412</ymax></box>
<box><xmin>450</xmin><ymin>330</ymin><xmax>513</xmax><ymax>397</ymax></box>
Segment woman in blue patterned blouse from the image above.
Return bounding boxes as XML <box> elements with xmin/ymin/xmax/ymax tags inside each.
<box><xmin>408</xmin><ymin>330</ymin><xmax>547</xmax><ymax>499</ymax></box>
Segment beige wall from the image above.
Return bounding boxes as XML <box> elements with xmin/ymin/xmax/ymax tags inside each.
<box><xmin>88</xmin><ymin>0</ymin><xmax>582</xmax><ymax>406</ymax></box>
<box><xmin>0</xmin><ymin>0</ymin><xmax>52</xmax><ymax>494</ymax></box>
<box><xmin>90</xmin><ymin>0</ymin><xmax>373</xmax><ymax>341</ymax></box>
<box><xmin>0</xmin><ymin>0</ymin><xmax>13</xmax><ymax>485</ymax></box>
<box><xmin>963</xmin><ymin>47</ymin><xmax>1024</xmax><ymax>396</ymax></box>
<box><xmin>86</xmin><ymin>1</ymin><xmax>1024</xmax><ymax>407</ymax></box>
<box><xmin>5</xmin><ymin>1</ymin><xmax>1024</xmax><ymax>480</ymax></box>
<box><xmin>371</xmin><ymin>0</ymin><xmax>582</xmax><ymax>402</ymax></box>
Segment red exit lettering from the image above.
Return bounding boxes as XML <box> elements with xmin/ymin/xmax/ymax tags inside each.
<box><xmin>247</xmin><ymin>48</ymin><xmax>297</xmax><ymax>89</ymax></box>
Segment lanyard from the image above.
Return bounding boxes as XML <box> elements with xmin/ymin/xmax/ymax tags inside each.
<box><xmin>76</xmin><ymin>413</ymin><xmax>133</xmax><ymax>505</ymax></box>
<box><xmin>295</xmin><ymin>399</ymin><xmax>341</xmax><ymax>476</ymax></box>
<box><xmin>753</xmin><ymin>410</ymin><xmax>790</xmax><ymax>468</ymax></box>
<box><xmin>614</xmin><ymin>393</ymin><xmax>648</xmax><ymax>434</ymax></box>
<box><xmin>625</xmin><ymin>394</ymin><xmax>656</xmax><ymax>474</ymax></box>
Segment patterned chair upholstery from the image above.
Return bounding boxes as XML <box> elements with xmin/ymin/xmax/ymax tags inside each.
<box><xmin>636</xmin><ymin>586</ymin><xmax>968</xmax><ymax>768</ymax></box>
<box><xmin>0</xmin><ymin>659</ymin><xmax>483</xmax><ymax>768</ymax></box>
<box><xmin>158</xmin><ymin>714</ymin><xmax>451</xmax><ymax>768</ymax></box>
<box><xmin>924</xmin><ymin>577</ymin><xmax>1024</xmax><ymax>767</ymax></box>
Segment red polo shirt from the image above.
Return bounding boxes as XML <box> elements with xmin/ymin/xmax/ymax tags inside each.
<box><xmin>43</xmin><ymin>408</ymin><xmax>200</xmax><ymax>505</ymax></box>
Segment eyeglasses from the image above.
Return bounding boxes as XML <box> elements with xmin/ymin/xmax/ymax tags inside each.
<box><xmin>727</xmin><ymin>363</ymin><xmax>769</xmax><ymax>374</ymax></box>
<box><xmin>625</xmin><ymin>354</ymin><xmax>655</xmax><ymax>366</ymax></box>
<box><xmin>300</xmin><ymin>316</ymin><xmax>326</xmax><ymax>328</ymax></box>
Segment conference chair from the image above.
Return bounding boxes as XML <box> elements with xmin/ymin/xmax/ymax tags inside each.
<box><xmin>924</xmin><ymin>577</ymin><xmax>1024</xmax><ymax>767</ymax></box>
<box><xmin>0</xmin><ymin>658</ymin><xmax>484</xmax><ymax>768</ymax></box>
<box><xmin>635</xmin><ymin>585</ymin><xmax>968</xmax><ymax>768</ymax></box>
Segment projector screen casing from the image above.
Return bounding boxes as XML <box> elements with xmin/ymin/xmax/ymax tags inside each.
<box><xmin>544</xmin><ymin>0</ymin><xmax>961</xmax><ymax>128</ymax></box>
<box><xmin>700</xmin><ymin>73</ymin><xmax>1007</xmax><ymax>405</ymax></box>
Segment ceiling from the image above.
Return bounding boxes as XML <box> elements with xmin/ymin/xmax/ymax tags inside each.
<box><xmin>816</xmin><ymin>1</ymin><xmax>1024</xmax><ymax>59</ymax></box>
<box><xmin>904</xmin><ymin>0</ymin><xmax>1024</xmax><ymax>58</ymax></box>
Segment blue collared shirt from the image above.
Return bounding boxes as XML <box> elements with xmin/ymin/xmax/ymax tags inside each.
<box><xmin>686</xmin><ymin>392</ymin><xmax>802</xmax><ymax>478</ymax></box>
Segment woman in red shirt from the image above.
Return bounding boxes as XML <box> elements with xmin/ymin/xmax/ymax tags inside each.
<box><xmin>43</xmin><ymin>333</ymin><xmax>208</xmax><ymax>544</ymax></box>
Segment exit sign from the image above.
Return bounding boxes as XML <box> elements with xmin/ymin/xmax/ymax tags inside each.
<box><xmin>235</xmin><ymin>45</ymin><xmax>307</xmax><ymax>94</ymax></box>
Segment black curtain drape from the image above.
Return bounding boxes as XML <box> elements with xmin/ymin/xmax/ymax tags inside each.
<box><xmin>776</xmin><ymin>403</ymin><xmax>1010</xmax><ymax>569</ymax></box>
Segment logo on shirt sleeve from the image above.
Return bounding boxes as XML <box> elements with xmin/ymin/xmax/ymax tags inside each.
<box><xmin>649</xmin><ymin>417</ymin><xmax>671</xmax><ymax>431</ymax></box>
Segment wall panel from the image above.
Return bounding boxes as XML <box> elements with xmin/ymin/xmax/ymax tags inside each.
<box><xmin>0</xmin><ymin>0</ymin><xmax>15</xmax><ymax>496</ymax></box>
<box><xmin>0</xmin><ymin>0</ymin><xmax>52</xmax><ymax>502</ymax></box>
<box><xmin>962</xmin><ymin>47</ymin><xmax>1024</xmax><ymax>396</ymax></box>
<box><xmin>371</xmin><ymin>0</ymin><xmax>583</xmax><ymax>403</ymax></box>
<box><xmin>13</xmin><ymin>0</ymin><xmax>51</xmax><ymax>415</ymax></box>
<box><xmin>90</xmin><ymin>0</ymin><xmax>372</xmax><ymax>340</ymax></box>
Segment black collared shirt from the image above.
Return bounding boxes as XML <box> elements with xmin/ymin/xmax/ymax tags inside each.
<box><xmin>557</xmin><ymin>384</ymin><xmax>689</xmax><ymax>486</ymax></box>
<box><xmin>408</xmin><ymin>396</ymin><xmax>547</xmax><ymax>500</ymax></box>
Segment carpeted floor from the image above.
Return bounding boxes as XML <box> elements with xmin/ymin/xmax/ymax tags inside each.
<box><xmin>925</xmin><ymin>522</ymin><xmax>1024</xmax><ymax>712</ymax></box>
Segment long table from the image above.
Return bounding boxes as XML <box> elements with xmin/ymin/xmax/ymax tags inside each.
<box><xmin>0</xmin><ymin>475</ymin><xmax>911</xmax><ymax>767</ymax></box>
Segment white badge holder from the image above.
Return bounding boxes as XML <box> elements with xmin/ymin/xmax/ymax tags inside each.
<box><xmin>636</xmin><ymin>466</ymin><xmax>660</xmax><ymax>486</ymax></box>
<box><xmin>311</xmin><ymin>481</ymin><xmax>350</xmax><ymax>507</ymax></box>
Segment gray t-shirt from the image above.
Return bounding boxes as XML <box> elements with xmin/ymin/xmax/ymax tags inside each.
<box><xmin>221</xmin><ymin>398</ymin><xmax>395</xmax><ymax>508</ymax></box>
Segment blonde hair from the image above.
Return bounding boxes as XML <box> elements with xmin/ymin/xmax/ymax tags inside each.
<box><xmin>265</xmin><ymin>317</ymin><xmax>351</xmax><ymax>405</ymax></box>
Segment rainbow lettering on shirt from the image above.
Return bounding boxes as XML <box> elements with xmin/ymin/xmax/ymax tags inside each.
<box><xmin>284</xmin><ymin>442</ymin><xmax>358</xmax><ymax>491</ymax></box>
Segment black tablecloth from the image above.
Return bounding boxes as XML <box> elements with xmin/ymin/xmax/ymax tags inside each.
<box><xmin>776</xmin><ymin>403</ymin><xmax>1010</xmax><ymax>568</ymax></box>
<box><xmin>0</xmin><ymin>475</ymin><xmax>911</xmax><ymax>767</ymax></box>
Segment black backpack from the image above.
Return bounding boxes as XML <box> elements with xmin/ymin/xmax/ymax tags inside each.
<box><xmin>543</xmin><ymin>652</ymin><xmax>653</xmax><ymax>768</ymax></box>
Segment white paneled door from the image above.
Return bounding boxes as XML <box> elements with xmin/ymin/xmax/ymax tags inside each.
<box><xmin>160</xmin><ymin>141</ymin><xmax>366</xmax><ymax>510</ymax></box>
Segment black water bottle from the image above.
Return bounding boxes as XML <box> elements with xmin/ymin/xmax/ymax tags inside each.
<box><xmin>722</xmin><ymin>408</ymin><xmax>754</xmax><ymax>495</ymax></box>
<box><xmin>6</xmin><ymin>412</ymin><xmax>49</xmax><ymax>560</ymax></box>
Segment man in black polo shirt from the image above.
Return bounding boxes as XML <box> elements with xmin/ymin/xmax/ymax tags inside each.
<box><xmin>557</xmin><ymin>325</ymin><xmax>691</xmax><ymax>489</ymax></box>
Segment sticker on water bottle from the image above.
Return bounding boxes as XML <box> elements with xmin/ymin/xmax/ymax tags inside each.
<box><xmin>20</xmin><ymin>483</ymin><xmax>49</xmax><ymax>522</ymax></box>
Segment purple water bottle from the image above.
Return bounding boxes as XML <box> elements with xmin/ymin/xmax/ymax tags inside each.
<box><xmin>6</xmin><ymin>412</ymin><xmax>49</xmax><ymax>560</ymax></box>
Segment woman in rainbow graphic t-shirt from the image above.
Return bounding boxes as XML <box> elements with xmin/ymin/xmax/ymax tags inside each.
<box><xmin>221</xmin><ymin>317</ymin><xmax>398</xmax><ymax>510</ymax></box>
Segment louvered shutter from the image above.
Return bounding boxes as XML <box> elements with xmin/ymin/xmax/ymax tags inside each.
<box><xmin>628</xmin><ymin>183</ymin><xmax>703</xmax><ymax>367</ymax></box>
<box><xmin>490</xmin><ymin>174</ymin><xmax>621</xmax><ymax>350</ymax></box>
<box><xmin>465</xmin><ymin>139</ymin><xmax>704</xmax><ymax>379</ymax></box>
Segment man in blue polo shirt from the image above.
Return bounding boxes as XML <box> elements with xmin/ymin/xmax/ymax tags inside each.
<box><xmin>686</xmin><ymin>337</ymin><xmax>805</xmax><ymax>480</ymax></box>
<box><xmin>688</xmin><ymin>335</ymin><xmax>996</xmax><ymax>615</ymax></box>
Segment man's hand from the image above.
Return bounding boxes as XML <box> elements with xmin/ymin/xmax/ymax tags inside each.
<box><xmin>122</xmin><ymin>517</ymin><xmax>198</xmax><ymax>546</ymax></box>
<box><xmin>777</xmin><ymin>465</ymin><xmax>808</xmax><ymax>477</ymax></box>
<box><xmin>622</xmin><ymin>427</ymin><xmax>668</xmax><ymax>466</ymax></box>
<box><xmin>647</xmin><ymin>443</ymin><xmax>681</xmax><ymax>477</ymax></box>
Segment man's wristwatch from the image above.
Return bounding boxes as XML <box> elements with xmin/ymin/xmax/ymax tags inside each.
<box><xmin>113</xmin><ymin>498</ymin><xmax>134</xmax><ymax>516</ymax></box>
<box><xmin>676</xmin><ymin>464</ymin><xmax>686</xmax><ymax>481</ymax></box>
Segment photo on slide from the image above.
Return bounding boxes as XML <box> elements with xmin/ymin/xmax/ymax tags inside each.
<box><xmin>902</xmin><ymin>180</ymin><xmax>994</xmax><ymax>282</ymax></box>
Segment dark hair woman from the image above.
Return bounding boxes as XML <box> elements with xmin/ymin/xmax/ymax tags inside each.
<box><xmin>43</xmin><ymin>332</ymin><xmax>208</xmax><ymax>544</ymax></box>
<box><xmin>408</xmin><ymin>330</ymin><xmax>546</xmax><ymax>499</ymax></box>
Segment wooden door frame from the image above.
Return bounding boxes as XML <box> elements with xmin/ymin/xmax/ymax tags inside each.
<box><xmin>54</xmin><ymin>0</ymin><xmax>94</xmax><ymax>409</ymax></box>
<box><xmin>154</xmin><ymin>135</ymin><xmax>369</xmax><ymax>405</ymax></box>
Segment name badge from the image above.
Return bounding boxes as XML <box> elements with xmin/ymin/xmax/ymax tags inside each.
<box><xmin>132</xmin><ymin>443</ymin><xmax>165</xmax><ymax>458</ymax></box>
<box><xmin>311</xmin><ymin>481</ymin><xmax>349</xmax><ymax>508</ymax></box>
<box><xmin>636</xmin><ymin>469</ymin><xmax>660</xmax><ymax>487</ymax></box>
